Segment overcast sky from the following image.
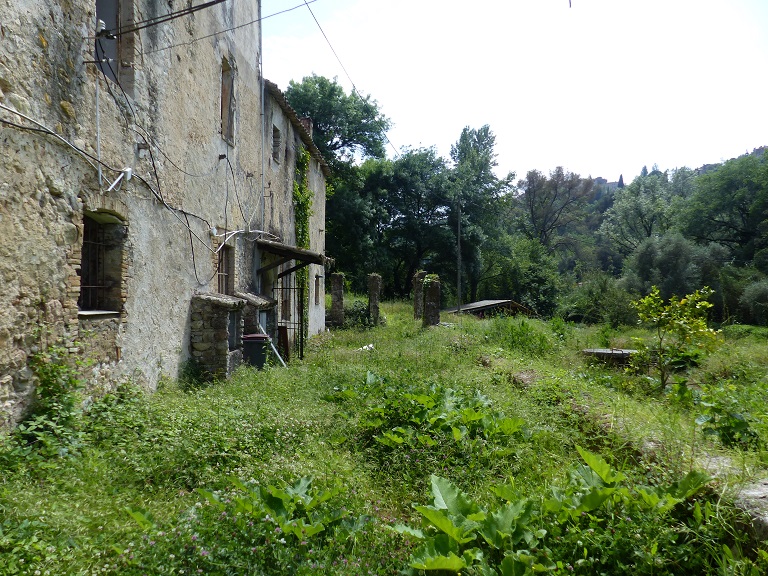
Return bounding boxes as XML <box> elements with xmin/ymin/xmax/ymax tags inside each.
<box><xmin>261</xmin><ymin>0</ymin><xmax>768</xmax><ymax>183</ymax></box>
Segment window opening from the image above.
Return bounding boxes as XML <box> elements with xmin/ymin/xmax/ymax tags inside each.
<box><xmin>95</xmin><ymin>0</ymin><xmax>135</xmax><ymax>94</ymax></box>
<box><xmin>79</xmin><ymin>214</ymin><xmax>124</xmax><ymax>312</ymax></box>
<box><xmin>314</xmin><ymin>274</ymin><xmax>320</xmax><ymax>306</ymax></box>
<box><xmin>272</xmin><ymin>125</ymin><xmax>281</xmax><ymax>163</ymax></box>
<box><xmin>221</xmin><ymin>58</ymin><xmax>235</xmax><ymax>144</ymax></box>
<box><xmin>217</xmin><ymin>245</ymin><xmax>234</xmax><ymax>295</ymax></box>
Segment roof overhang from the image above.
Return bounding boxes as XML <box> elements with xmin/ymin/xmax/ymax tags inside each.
<box><xmin>256</xmin><ymin>239</ymin><xmax>326</xmax><ymax>278</ymax></box>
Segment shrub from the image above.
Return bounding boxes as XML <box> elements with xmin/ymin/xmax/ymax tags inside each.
<box><xmin>558</xmin><ymin>272</ymin><xmax>637</xmax><ymax>327</ymax></box>
<box><xmin>739</xmin><ymin>279</ymin><xmax>768</xmax><ymax>326</ymax></box>
<box><xmin>632</xmin><ymin>286</ymin><xmax>721</xmax><ymax>390</ymax></box>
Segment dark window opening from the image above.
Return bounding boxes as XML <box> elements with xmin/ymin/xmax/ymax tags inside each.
<box><xmin>95</xmin><ymin>0</ymin><xmax>135</xmax><ymax>94</ymax></box>
<box><xmin>217</xmin><ymin>245</ymin><xmax>234</xmax><ymax>295</ymax></box>
<box><xmin>79</xmin><ymin>214</ymin><xmax>125</xmax><ymax>312</ymax></box>
<box><xmin>221</xmin><ymin>58</ymin><xmax>235</xmax><ymax>144</ymax></box>
<box><xmin>314</xmin><ymin>274</ymin><xmax>320</xmax><ymax>306</ymax></box>
<box><xmin>272</xmin><ymin>125</ymin><xmax>281</xmax><ymax>163</ymax></box>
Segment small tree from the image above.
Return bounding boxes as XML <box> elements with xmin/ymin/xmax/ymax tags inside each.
<box><xmin>632</xmin><ymin>286</ymin><xmax>720</xmax><ymax>390</ymax></box>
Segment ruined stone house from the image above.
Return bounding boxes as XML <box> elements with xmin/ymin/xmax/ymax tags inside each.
<box><xmin>0</xmin><ymin>0</ymin><xmax>328</xmax><ymax>427</ymax></box>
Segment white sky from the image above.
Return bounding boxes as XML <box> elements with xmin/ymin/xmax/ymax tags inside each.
<box><xmin>261</xmin><ymin>0</ymin><xmax>768</xmax><ymax>182</ymax></box>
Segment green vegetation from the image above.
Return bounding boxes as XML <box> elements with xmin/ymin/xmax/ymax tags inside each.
<box><xmin>3</xmin><ymin>301</ymin><xmax>768</xmax><ymax>574</ymax></box>
<box><xmin>287</xmin><ymin>74</ymin><xmax>768</xmax><ymax>323</ymax></box>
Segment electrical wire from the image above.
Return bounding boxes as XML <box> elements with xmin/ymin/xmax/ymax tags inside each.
<box><xmin>225</xmin><ymin>155</ymin><xmax>248</xmax><ymax>225</ymax></box>
<box><xmin>140</xmin><ymin>0</ymin><xmax>320</xmax><ymax>56</ymax></box>
<box><xmin>108</xmin><ymin>0</ymin><xmax>227</xmax><ymax>38</ymax></box>
<box><xmin>300</xmin><ymin>0</ymin><xmax>400</xmax><ymax>159</ymax></box>
<box><xmin>0</xmin><ymin>103</ymin><xmax>104</xmax><ymax>172</ymax></box>
<box><xmin>0</xmin><ymin>101</ymin><xmax>218</xmax><ymax>258</ymax></box>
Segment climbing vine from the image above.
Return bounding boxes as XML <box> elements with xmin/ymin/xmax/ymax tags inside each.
<box><xmin>293</xmin><ymin>147</ymin><xmax>312</xmax><ymax>250</ymax></box>
<box><xmin>293</xmin><ymin>147</ymin><xmax>313</xmax><ymax>351</ymax></box>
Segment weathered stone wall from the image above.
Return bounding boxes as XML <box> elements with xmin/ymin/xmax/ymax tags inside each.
<box><xmin>423</xmin><ymin>275</ymin><xmax>441</xmax><ymax>327</ymax></box>
<box><xmin>413</xmin><ymin>270</ymin><xmax>427</xmax><ymax>319</ymax></box>
<box><xmin>190</xmin><ymin>294</ymin><xmax>245</xmax><ymax>380</ymax></box>
<box><xmin>261</xmin><ymin>92</ymin><xmax>327</xmax><ymax>339</ymax></box>
<box><xmin>0</xmin><ymin>1</ymin><xmax>321</xmax><ymax>426</ymax></box>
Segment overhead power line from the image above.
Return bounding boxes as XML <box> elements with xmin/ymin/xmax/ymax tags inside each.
<box><xmin>300</xmin><ymin>0</ymin><xmax>400</xmax><ymax>159</ymax></box>
<box><xmin>141</xmin><ymin>0</ymin><xmax>320</xmax><ymax>56</ymax></box>
<box><xmin>109</xmin><ymin>0</ymin><xmax>227</xmax><ymax>37</ymax></box>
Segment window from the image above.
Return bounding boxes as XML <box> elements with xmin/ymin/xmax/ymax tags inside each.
<box><xmin>272</xmin><ymin>125</ymin><xmax>281</xmax><ymax>163</ymax></box>
<box><xmin>221</xmin><ymin>58</ymin><xmax>235</xmax><ymax>144</ymax></box>
<box><xmin>95</xmin><ymin>0</ymin><xmax>135</xmax><ymax>94</ymax></box>
<box><xmin>314</xmin><ymin>274</ymin><xmax>321</xmax><ymax>306</ymax></box>
<box><xmin>217</xmin><ymin>245</ymin><xmax>234</xmax><ymax>295</ymax></box>
<box><xmin>79</xmin><ymin>213</ymin><xmax>125</xmax><ymax>312</ymax></box>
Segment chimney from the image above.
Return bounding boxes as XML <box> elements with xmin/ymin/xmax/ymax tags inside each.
<box><xmin>299</xmin><ymin>117</ymin><xmax>313</xmax><ymax>138</ymax></box>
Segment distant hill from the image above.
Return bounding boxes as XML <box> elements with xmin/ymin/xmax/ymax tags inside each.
<box><xmin>697</xmin><ymin>145</ymin><xmax>767</xmax><ymax>175</ymax></box>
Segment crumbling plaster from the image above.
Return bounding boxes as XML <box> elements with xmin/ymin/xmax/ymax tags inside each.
<box><xmin>1</xmin><ymin>0</ymin><xmax>326</xmax><ymax>427</ymax></box>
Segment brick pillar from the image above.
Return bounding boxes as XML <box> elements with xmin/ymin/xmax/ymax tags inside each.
<box><xmin>368</xmin><ymin>273</ymin><xmax>382</xmax><ymax>326</ymax></box>
<box><xmin>413</xmin><ymin>270</ymin><xmax>427</xmax><ymax>319</ymax></box>
<box><xmin>330</xmin><ymin>273</ymin><xmax>345</xmax><ymax>326</ymax></box>
<box><xmin>423</xmin><ymin>274</ymin><xmax>441</xmax><ymax>327</ymax></box>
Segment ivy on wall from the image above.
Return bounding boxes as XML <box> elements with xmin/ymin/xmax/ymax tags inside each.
<box><xmin>293</xmin><ymin>147</ymin><xmax>313</xmax><ymax>350</ymax></box>
<box><xmin>293</xmin><ymin>147</ymin><xmax>313</xmax><ymax>250</ymax></box>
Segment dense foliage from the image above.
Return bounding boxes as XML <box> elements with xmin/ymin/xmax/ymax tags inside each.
<box><xmin>3</xmin><ymin>303</ymin><xmax>768</xmax><ymax>574</ymax></box>
<box><xmin>286</xmin><ymin>74</ymin><xmax>767</xmax><ymax>322</ymax></box>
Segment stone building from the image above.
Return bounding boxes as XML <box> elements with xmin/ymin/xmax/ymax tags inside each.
<box><xmin>0</xmin><ymin>0</ymin><xmax>327</xmax><ymax>427</ymax></box>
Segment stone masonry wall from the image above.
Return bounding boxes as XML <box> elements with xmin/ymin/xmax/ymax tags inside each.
<box><xmin>0</xmin><ymin>0</ymin><xmax>267</xmax><ymax>426</ymax></box>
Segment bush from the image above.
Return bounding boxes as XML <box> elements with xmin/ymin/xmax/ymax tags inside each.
<box><xmin>739</xmin><ymin>280</ymin><xmax>768</xmax><ymax>326</ymax></box>
<box><xmin>558</xmin><ymin>272</ymin><xmax>637</xmax><ymax>327</ymax></box>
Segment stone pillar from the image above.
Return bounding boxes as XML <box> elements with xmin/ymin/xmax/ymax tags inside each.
<box><xmin>368</xmin><ymin>273</ymin><xmax>382</xmax><ymax>326</ymax></box>
<box><xmin>413</xmin><ymin>270</ymin><xmax>427</xmax><ymax>319</ymax></box>
<box><xmin>423</xmin><ymin>274</ymin><xmax>441</xmax><ymax>327</ymax></box>
<box><xmin>330</xmin><ymin>273</ymin><xmax>345</xmax><ymax>326</ymax></box>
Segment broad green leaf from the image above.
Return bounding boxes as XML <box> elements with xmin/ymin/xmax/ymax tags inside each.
<box><xmin>430</xmin><ymin>475</ymin><xmax>481</xmax><ymax>517</ymax></box>
<box><xmin>491</xmin><ymin>482</ymin><xmax>518</xmax><ymax>502</ymax></box>
<box><xmin>478</xmin><ymin>500</ymin><xmax>530</xmax><ymax>548</ymax></box>
<box><xmin>461</xmin><ymin>408</ymin><xmax>484</xmax><ymax>423</ymax></box>
<box><xmin>577</xmin><ymin>487</ymin><xmax>615</xmax><ymax>511</ymax></box>
<box><xmin>415</xmin><ymin>505</ymin><xmax>477</xmax><ymax>544</ymax></box>
<box><xmin>411</xmin><ymin>551</ymin><xmax>466</xmax><ymax>571</ymax></box>
<box><xmin>289</xmin><ymin>477</ymin><xmax>315</xmax><ymax>498</ymax></box>
<box><xmin>391</xmin><ymin>524</ymin><xmax>425</xmax><ymax>539</ymax></box>
<box><xmin>411</xmin><ymin>535</ymin><xmax>466</xmax><ymax>571</ymax></box>
<box><xmin>126</xmin><ymin>508</ymin><xmax>155</xmax><ymax>530</ymax></box>
<box><xmin>405</xmin><ymin>393</ymin><xmax>436</xmax><ymax>408</ymax></box>
<box><xmin>496</xmin><ymin>417</ymin><xmax>526</xmax><ymax>436</ymax></box>
<box><xmin>576</xmin><ymin>446</ymin><xmax>626</xmax><ymax>485</ymax></box>
<box><xmin>500</xmin><ymin>555</ymin><xmax>527</xmax><ymax>576</ymax></box>
<box><xmin>417</xmin><ymin>434</ymin><xmax>437</xmax><ymax>447</ymax></box>
<box><xmin>693</xmin><ymin>501</ymin><xmax>703</xmax><ymax>525</ymax></box>
<box><xmin>668</xmin><ymin>470</ymin><xmax>712</xmax><ymax>500</ymax></box>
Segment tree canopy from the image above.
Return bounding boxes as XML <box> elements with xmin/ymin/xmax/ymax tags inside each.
<box><xmin>283</xmin><ymin>73</ymin><xmax>768</xmax><ymax>324</ymax></box>
<box><xmin>284</xmin><ymin>74</ymin><xmax>392</xmax><ymax>170</ymax></box>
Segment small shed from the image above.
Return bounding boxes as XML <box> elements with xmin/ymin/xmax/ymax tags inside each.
<box><xmin>443</xmin><ymin>300</ymin><xmax>531</xmax><ymax>318</ymax></box>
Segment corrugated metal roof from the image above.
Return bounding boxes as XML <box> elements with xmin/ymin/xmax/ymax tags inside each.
<box><xmin>443</xmin><ymin>300</ymin><xmax>532</xmax><ymax>315</ymax></box>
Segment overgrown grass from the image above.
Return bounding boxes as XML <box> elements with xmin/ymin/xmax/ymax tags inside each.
<box><xmin>1</xmin><ymin>301</ymin><xmax>767</xmax><ymax>574</ymax></box>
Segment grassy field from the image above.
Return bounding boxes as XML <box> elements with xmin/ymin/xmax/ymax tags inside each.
<box><xmin>2</xmin><ymin>301</ymin><xmax>768</xmax><ymax>575</ymax></box>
